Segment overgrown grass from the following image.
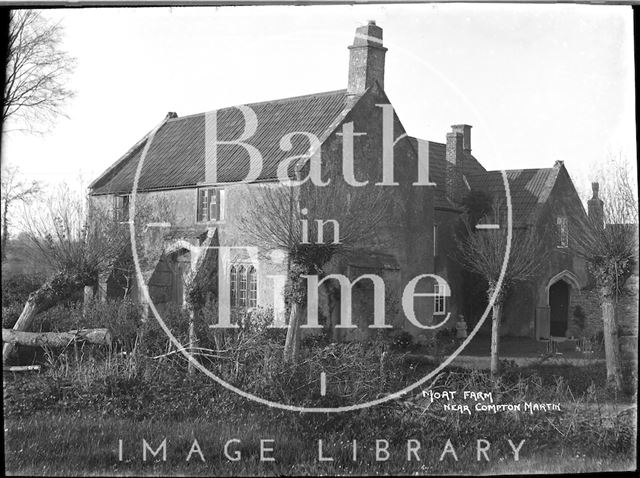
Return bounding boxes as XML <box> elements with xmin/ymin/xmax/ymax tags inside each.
<box><xmin>3</xmin><ymin>299</ymin><xmax>637</xmax><ymax>475</ymax></box>
<box><xmin>4</xmin><ymin>404</ymin><xmax>636</xmax><ymax>476</ymax></box>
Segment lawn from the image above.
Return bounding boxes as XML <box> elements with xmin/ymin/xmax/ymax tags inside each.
<box><xmin>3</xmin><ymin>411</ymin><xmax>636</xmax><ymax>476</ymax></box>
<box><xmin>2</xmin><ymin>299</ymin><xmax>636</xmax><ymax>476</ymax></box>
<box><xmin>3</xmin><ymin>356</ymin><xmax>637</xmax><ymax>476</ymax></box>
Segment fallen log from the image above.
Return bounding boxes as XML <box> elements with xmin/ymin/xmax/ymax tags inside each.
<box><xmin>2</xmin><ymin>328</ymin><xmax>112</xmax><ymax>348</ymax></box>
<box><xmin>3</xmin><ymin>365</ymin><xmax>41</xmax><ymax>373</ymax></box>
<box><xmin>2</xmin><ymin>272</ymin><xmax>89</xmax><ymax>361</ymax></box>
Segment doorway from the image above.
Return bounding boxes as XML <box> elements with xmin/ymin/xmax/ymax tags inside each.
<box><xmin>549</xmin><ymin>280</ymin><xmax>569</xmax><ymax>337</ymax></box>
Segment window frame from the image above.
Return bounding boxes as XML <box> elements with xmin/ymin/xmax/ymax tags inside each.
<box><xmin>248</xmin><ymin>266</ymin><xmax>257</xmax><ymax>308</ymax></box>
<box><xmin>114</xmin><ymin>194</ymin><xmax>130</xmax><ymax>222</ymax></box>
<box><xmin>237</xmin><ymin>265</ymin><xmax>247</xmax><ymax>307</ymax></box>
<box><xmin>197</xmin><ymin>187</ymin><xmax>226</xmax><ymax>223</ymax></box>
<box><xmin>229</xmin><ymin>263</ymin><xmax>258</xmax><ymax>309</ymax></box>
<box><xmin>230</xmin><ymin>265</ymin><xmax>238</xmax><ymax>306</ymax></box>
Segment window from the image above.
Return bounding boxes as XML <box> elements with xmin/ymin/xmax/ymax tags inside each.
<box><xmin>229</xmin><ymin>264</ymin><xmax>258</xmax><ymax>308</ymax></box>
<box><xmin>230</xmin><ymin>266</ymin><xmax>237</xmax><ymax>306</ymax></box>
<box><xmin>197</xmin><ymin>188</ymin><xmax>225</xmax><ymax>222</ymax></box>
<box><xmin>114</xmin><ymin>195</ymin><xmax>129</xmax><ymax>222</ymax></box>
<box><xmin>557</xmin><ymin>216</ymin><xmax>568</xmax><ymax>248</ymax></box>
<box><xmin>248</xmin><ymin>266</ymin><xmax>257</xmax><ymax>308</ymax></box>
<box><xmin>238</xmin><ymin>266</ymin><xmax>247</xmax><ymax>307</ymax></box>
<box><xmin>434</xmin><ymin>282</ymin><xmax>446</xmax><ymax>315</ymax></box>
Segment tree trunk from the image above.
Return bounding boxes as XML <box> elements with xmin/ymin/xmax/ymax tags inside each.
<box><xmin>602</xmin><ymin>294</ymin><xmax>622</xmax><ymax>391</ymax></box>
<box><xmin>490</xmin><ymin>302</ymin><xmax>503</xmax><ymax>379</ymax></box>
<box><xmin>2</xmin><ymin>298</ymin><xmax>38</xmax><ymax>362</ymax></box>
<box><xmin>2</xmin><ymin>328</ymin><xmax>112</xmax><ymax>348</ymax></box>
<box><xmin>3</xmin><ymin>274</ymin><xmax>87</xmax><ymax>362</ymax></box>
<box><xmin>284</xmin><ymin>301</ymin><xmax>305</xmax><ymax>364</ymax></box>
<box><xmin>83</xmin><ymin>285</ymin><xmax>94</xmax><ymax>315</ymax></box>
<box><xmin>1</xmin><ymin>199</ymin><xmax>9</xmax><ymax>263</ymax></box>
<box><xmin>188</xmin><ymin>309</ymin><xmax>197</xmax><ymax>374</ymax></box>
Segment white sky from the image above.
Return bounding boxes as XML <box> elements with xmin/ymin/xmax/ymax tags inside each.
<box><xmin>1</xmin><ymin>4</ymin><xmax>636</xmax><ymax>198</ymax></box>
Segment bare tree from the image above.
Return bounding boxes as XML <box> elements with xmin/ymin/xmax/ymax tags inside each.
<box><xmin>3</xmin><ymin>10</ymin><xmax>75</xmax><ymax>133</ymax></box>
<box><xmin>455</xmin><ymin>196</ymin><xmax>547</xmax><ymax>378</ymax></box>
<box><xmin>237</xmin><ymin>178</ymin><xmax>391</xmax><ymax>363</ymax></box>
<box><xmin>3</xmin><ymin>184</ymin><xmax>175</xmax><ymax>362</ymax></box>
<box><xmin>1</xmin><ymin>165</ymin><xmax>42</xmax><ymax>262</ymax></box>
<box><xmin>572</xmin><ymin>156</ymin><xmax>638</xmax><ymax>391</ymax></box>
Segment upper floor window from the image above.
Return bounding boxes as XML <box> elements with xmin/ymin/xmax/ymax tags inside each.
<box><xmin>557</xmin><ymin>216</ymin><xmax>568</xmax><ymax>248</ymax></box>
<box><xmin>434</xmin><ymin>282</ymin><xmax>446</xmax><ymax>315</ymax></box>
<box><xmin>114</xmin><ymin>195</ymin><xmax>129</xmax><ymax>222</ymax></box>
<box><xmin>229</xmin><ymin>264</ymin><xmax>257</xmax><ymax>308</ymax></box>
<box><xmin>197</xmin><ymin>188</ymin><xmax>225</xmax><ymax>222</ymax></box>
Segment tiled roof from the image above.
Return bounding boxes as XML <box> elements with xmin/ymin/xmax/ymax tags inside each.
<box><xmin>90</xmin><ymin>90</ymin><xmax>356</xmax><ymax>194</ymax></box>
<box><xmin>407</xmin><ymin>137</ymin><xmax>487</xmax><ymax>209</ymax></box>
<box><xmin>466</xmin><ymin>167</ymin><xmax>559</xmax><ymax>224</ymax></box>
<box><xmin>406</xmin><ymin>135</ymin><xmax>560</xmax><ymax>222</ymax></box>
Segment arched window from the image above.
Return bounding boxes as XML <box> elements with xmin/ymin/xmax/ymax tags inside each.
<box><xmin>238</xmin><ymin>265</ymin><xmax>247</xmax><ymax>307</ymax></box>
<box><xmin>248</xmin><ymin>266</ymin><xmax>257</xmax><ymax>308</ymax></box>
<box><xmin>230</xmin><ymin>265</ymin><xmax>237</xmax><ymax>306</ymax></box>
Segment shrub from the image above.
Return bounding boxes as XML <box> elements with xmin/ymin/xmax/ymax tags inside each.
<box><xmin>2</xmin><ymin>303</ymin><xmax>24</xmax><ymax>329</ymax></box>
<box><xmin>1</xmin><ymin>272</ymin><xmax>46</xmax><ymax>307</ymax></box>
<box><xmin>573</xmin><ymin>305</ymin><xmax>586</xmax><ymax>330</ymax></box>
<box><xmin>31</xmin><ymin>299</ymin><xmax>143</xmax><ymax>352</ymax></box>
<box><xmin>390</xmin><ymin>330</ymin><xmax>414</xmax><ymax>351</ymax></box>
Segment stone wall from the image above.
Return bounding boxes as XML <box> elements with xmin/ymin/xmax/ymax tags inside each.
<box><xmin>89</xmin><ymin>84</ymin><xmax>437</xmax><ymax>340</ymax></box>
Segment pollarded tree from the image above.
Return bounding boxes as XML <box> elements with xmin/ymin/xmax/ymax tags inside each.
<box><xmin>237</xmin><ymin>177</ymin><xmax>391</xmax><ymax>363</ymax></box>
<box><xmin>3</xmin><ymin>184</ymin><xmax>175</xmax><ymax>362</ymax></box>
<box><xmin>455</xmin><ymin>196</ymin><xmax>547</xmax><ymax>378</ymax></box>
<box><xmin>572</xmin><ymin>156</ymin><xmax>638</xmax><ymax>391</ymax></box>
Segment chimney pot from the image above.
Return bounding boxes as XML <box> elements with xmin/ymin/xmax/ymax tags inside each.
<box><xmin>451</xmin><ymin>124</ymin><xmax>472</xmax><ymax>154</ymax></box>
<box><xmin>591</xmin><ymin>182</ymin><xmax>600</xmax><ymax>199</ymax></box>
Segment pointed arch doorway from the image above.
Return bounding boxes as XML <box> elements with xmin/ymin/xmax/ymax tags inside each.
<box><xmin>545</xmin><ymin>270</ymin><xmax>581</xmax><ymax>338</ymax></box>
<box><xmin>549</xmin><ymin>280</ymin><xmax>570</xmax><ymax>337</ymax></box>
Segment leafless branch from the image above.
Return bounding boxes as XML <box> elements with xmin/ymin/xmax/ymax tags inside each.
<box><xmin>3</xmin><ymin>10</ymin><xmax>76</xmax><ymax>134</ymax></box>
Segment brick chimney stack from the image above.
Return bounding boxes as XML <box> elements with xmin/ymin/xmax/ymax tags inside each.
<box><xmin>587</xmin><ymin>182</ymin><xmax>604</xmax><ymax>228</ymax></box>
<box><xmin>347</xmin><ymin>20</ymin><xmax>387</xmax><ymax>95</ymax></box>
<box><xmin>445</xmin><ymin>129</ymin><xmax>465</xmax><ymax>204</ymax></box>
<box><xmin>451</xmin><ymin>124</ymin><xmax>472</xmax><ymax>154</ymax></box>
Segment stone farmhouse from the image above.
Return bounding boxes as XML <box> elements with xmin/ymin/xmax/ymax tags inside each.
<box><xmin>89</xmin><ymin>21</ymin><xmax>611</xmax><ymax>343</ymax></box>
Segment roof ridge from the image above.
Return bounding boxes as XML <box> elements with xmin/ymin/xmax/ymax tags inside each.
<box><xmin>166</xmin><ymin>89</ymin><xmax>349</xmax><ymax>123</ymax></box>
<box><xmin>479</xmin><ymin>167</ymin><xmax>555</xmax><ymax>175</ymax></box>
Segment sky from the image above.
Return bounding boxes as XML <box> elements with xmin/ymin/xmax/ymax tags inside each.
<box><xmin>1</xmin><ymin>3</ymin><xmax>636</xmax><ymax>200</ymax></box>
